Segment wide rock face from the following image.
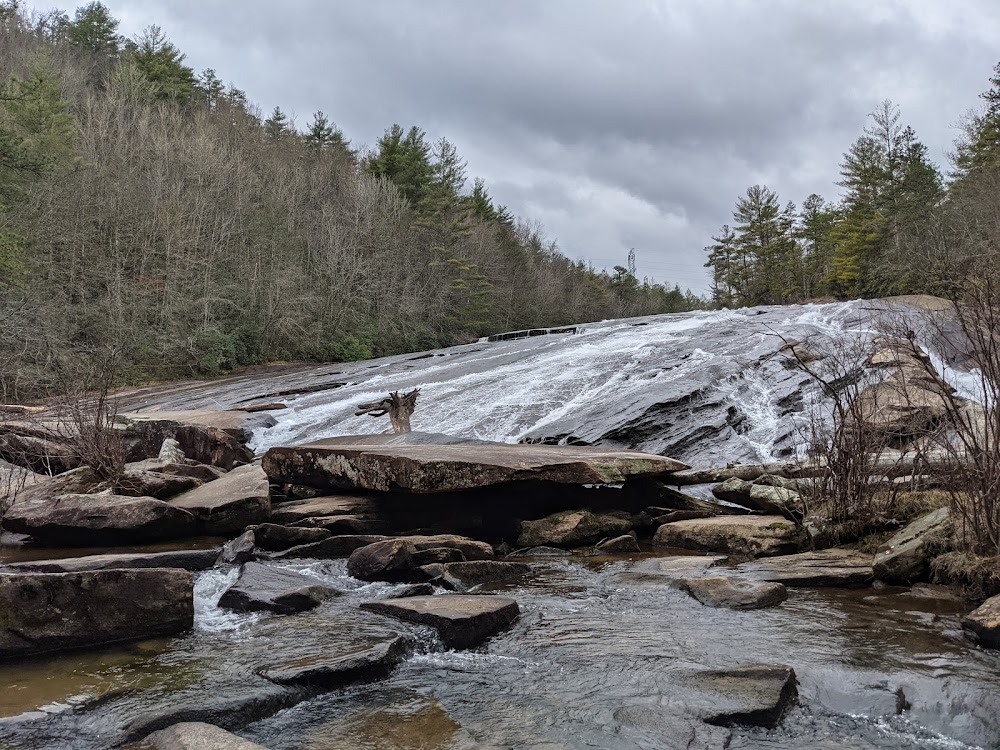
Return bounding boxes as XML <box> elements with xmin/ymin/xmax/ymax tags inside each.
<box><xmin>262</xmin><ymin>440</ymin><xmax>688</xmax><ymax>494</ymax></box>
<box><xmin>873</xmin><ymin>507</ymin><xmax>950</xmax><ymax>584</ymax></box>
<box><xmin>962</xmin><ymin>594</ymin><xmax>1000</xmax><ymax>650</ymax></box>
<box><xmin>3</xmin><ymin>493</ymin><xmax>196</xmax><ymax>546</ymax></box>
<box><xmin>653</xmin><ymin>516</ymin><xmax>807</xmax><ymax>557</ymax></box>
<box><xmin>516</xmin><ymin>509</ymin><xmax>632</xmax><ymax>548</ymax></box>
<box><xmin>218</xmin><ymin>562</ymin><xmax>341</xmax><ymax>614</ymax></box>
<box><xmin>3</xmin><ymin>548</ymin><xmax>220</xmax><ymax>573</ymax></box>
<box><xmin>142</xmin><ymin>722</ymin><xmax>269</xmax><ymax>750</ymax></box>
<box><xmin>736</xmin><ymin>549</ymin><xmax>874</xmax><ymax>587</ymax></box>
<box><xmin>0</xmin><ymin>568</ymin><xmax>193</xmax><ymax>659</ymax></box>
<box><xmin>168</xmin><ymin>464</ymin><xmax>271</xmax><ymax>535</ymax></box>
<box><xmin>361</xmin><ymin>594</ymin><xmax>520</xmax><ymax>649</ymax></box>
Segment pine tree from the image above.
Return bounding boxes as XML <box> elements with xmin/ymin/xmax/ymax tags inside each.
<box><xmin>263</xmin><ymin>106</ymin><xmax>290</xmax><ymax>139</ymax></box>
<box><xmin>126</xmin><ymin>25</ymin><xmax>196</xmax><ymax>102</ymax></box>
<box><xmin>704</xmin><ymin>224</ymin><xmax>737</xmax><ymax>306</ymax></box>
<box><xmin>66</xmin><ymin>2</ymin><xmax>120</xmax><ymax>56</ymax></box>
<box><xmin>197</xmin><ymin>68</ymin><xmax>224</xmax><ymax>109</ymax></box>
<box><xmin>954</xmin><ymin>61</ymin><xmax>1000</xmax><ymax>177</ymax></box>
<box><xmin>732</xmin><ymin>185</ymin><xmax>800</xmax><ymax>305</ymax></box>
<box><xmin>303</xmin><ymin>110</ymin><xmax>350</xmax><ymax>152</ymax></box>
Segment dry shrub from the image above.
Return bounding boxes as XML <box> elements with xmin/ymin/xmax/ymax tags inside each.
<box><xmin>931</xmin><ymin>552</ymin><xmax>1000</xmax><ymax>600</ymax></box>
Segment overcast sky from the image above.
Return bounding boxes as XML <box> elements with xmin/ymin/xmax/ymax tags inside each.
<box><xmin>98</xmin><ymin>0</ymin><xmax>1000</xmax><ymax>293</ymax></box>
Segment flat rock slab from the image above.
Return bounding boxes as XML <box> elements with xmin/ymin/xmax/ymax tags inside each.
<box><xmin>0</xmin><ymin>568</ymin><xmax>193</xmax><ymax>659</ymax></box>
<box><xmin>218</xmin><ymin>562</ymin><xmax>341</xmax><ymax>614</ymax></box>
<box><xmin>269</xmin><ymin>534</ymin><xmax>389</xmax><ymax>560</ymax></box>
<box><xmin>252</xmin><ymin>523</ymin><xmax>330</xmax><ymax>551</ymax></box>
<box><xmin>142</xmin><ymin>721</ymin><xmax>269</xmax><ymax>750</ymax></box>
<box><xmin>682</xmin><ymin>664</ymin><xmax>798</xmax><ymax>729</ymax></box>
<box><xmin>963</xmin><ymin>594</ymin><xmax>1000</xmax><ymax>650</ymax></box>
<box><xmin>260</xmin><ymin>634</ymin><xmax>412</xmax><ymax>688</ymax></box>
<box><xmin>361</xmin><ymin>595</ymin><xmax>520</xmax><ymax>649</ymax></box>
<box><xmin>3</xmin><ymin>493</ymin><xmax>196</xmax><ymax>546</ymax></box>
<box><xmin>168</xmin><ymin>465</ymin><xmax>271</xmax><ymax>535</ymax></box>
<box><xmin>873</xmin><ymin>507</ymin><xmax>950</xmax><ymax>584</ymax></box>
<box><xmin>736</xmin><ymin>549</ymin><xmax>874</xmax><ymax>587</ymax></box>
<box><xmin>679</xmin><ymin>576</ymin><xmax>787</xmax><ymax>610</ymax></box>
<box><xmin>653</xmin><ymin>516</ymin><xmax>806</xmax><ymax>557</ymax></box>
<box><xmin>3</xmin><ymin>548</ymin><xmax>220</xmax><ymax>573</ymax></box>
<box><xmin>269</xmin><ymin>495</ymin><xmax>377</xmax><ymax>524</ymax></box>
<box><xmin>615</xmin><ymin>555</ymin><xmax>727</xmax><ymax>584</ymax></box>
<box><xmin>262</xmin><ymin>440</ymin><xmax>688</xmax><ymax>493</ymax></box>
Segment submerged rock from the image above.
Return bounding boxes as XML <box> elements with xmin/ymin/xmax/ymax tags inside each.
<box><xmin>678</xmin><ymin>576</ymin><xmax>787</xmax><ymax>610</ymax></box>
<box><xmin>0</xmin><ymin>568</ymin><xmax>193</xmax><ymax>659</ymax></box>
<box><xmin>260</xmin><ymin>635</ymin><xmax>412</xmax><ymax>688</ymax></box>
<box><xmin>962</xmin><ymin>594</ymin><xmax>1000</xmax><ymax>650</ymax></box>
<box><xmin>516</xmin><ymin>509</ymin><xmax>632</xmax><ymax>548</ymax></box>
<box><xmin>218</xmin><ymin>562</ymin><xmax>341</xmax><ymax>614</ymax></box>
<box><xmin>612</xmin><ymin>707</ymin><xmax>732</xmax><ymax>749</ymax></box>
<box><xmin>167</xmin><ymin>464</ymin><xmax>271</xmax><ymax>535</ymax></box>
<box><xmin>361</xmin><ymin>594</ymin><xmax>520</xmax><ymax>649</ymax></box>
<box><xmin>595</xmin><ymin>533</ymin><xmax>641</xmax><ymax>553</ymax></box>
<box><xmin>683</xmin><ymin>664</ymin><xmax>798</xmax><ymax>729</ymax></box>
<box><xmin>736</xmin><ymin>548</ymin><xmax>874</xmax><ymax>587</ymax></box>
<box><xmin>653</xmin><ymin>516</ymin><xmax>806</xmax><ymax>557</ymax></box>
<box><xmin>873</xmin><ymin>507</ymin><xmax>950</xmax><ymax>584</ymax></box>
<box><xmin>3</xmin><ymin>492</ymin><xmax>196</xmax><ymax>546</ymax></box>
<box><xmin>142</xmin><ymin>721</ymin><xmax>270</xmax><ymax>750</ymax></box>
<box><xmin>262</xmin><ymin>440</ymin><xmax>688</xmax><ymax>494</ymax></box>
<box><xmin>218</xmin><ymin>529</ymin><xmax>257</xmax><ymax>565</ymax></box>
<box><xmin>421</xmin><ymin>560</ymin><xmax>532</xmax><ymax>590</ymax></box>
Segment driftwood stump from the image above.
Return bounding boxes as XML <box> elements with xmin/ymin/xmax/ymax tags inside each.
<box><xmin>354</xmin><ymin>389</ymin><xmax>420</xmax><ymax>434</ymax></box>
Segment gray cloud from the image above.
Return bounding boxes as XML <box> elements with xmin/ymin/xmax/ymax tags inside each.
<box><xmin>109</xmin><ymin>0</ymin><xmax>1000</xmax><ymax>292</ymax></box>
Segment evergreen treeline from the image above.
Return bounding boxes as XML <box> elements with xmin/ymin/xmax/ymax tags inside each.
<box><xmin>0</xmin><ymin>2</ymin><xmax>700</xmax><ymax>400</ymax></box>
<box><xmin>704</xmin><ymin>77</ymin><xmax>1000</xmax><ymax>307</ymax></box>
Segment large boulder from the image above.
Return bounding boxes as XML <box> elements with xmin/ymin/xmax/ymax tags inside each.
<box><xmin>347</xmin><ymin>539</ymin><xmax>421</xmax><ymax>582</ymax></box>
<box><xmin>653</xmin><ymin>516</ymin><xmax>807</xmax><ymax>557</ymax></box>
<box><xmin>262</xmin><ymin>440</ymin><xmax>688</xmax><ymax>493</ymax></box>
<box><xmin>168</xmin><ymin>464</ymin><xmax>271</xmax><ymax>535</ymax></box>
<box><xmin>712</xmin><ymin>478</ymin><xmax>801</xmax><ymax>518</ymax></box>
<box><xmin>516</xmin><ymin>509</ymin><xmax>632</xmax><ymax>548</ymax></box>
<box><xmin>141</xmin><ymin>722</ymin><xmax>270</xmax><ymax>750</ymax></box>
<box><xmin>737</xmin><ymin>548</ymin><xmax>874</xmax><ymax>587</ymax></box>
<box><xmin>0</xmin><ymin>568</ymin><xmax>193</xmax><ymax>658</ymax></box>
<box><xmin>3</xmin><ymin>493</ymin><xmax>196</xmax><ymax>545</ymax></box>
<box><xmin>873</xmin><ymin>507</ymin><xmax>950</xmax><ymax>584</ymax></box>
<box><xmin>113</xmin><ymin>468</ymin><xmax>202</xmax><ymax>499</ymax></box>
<box><xmin>3</xmin><ymin>548</ymin><xmax>220</xmax><ymax>573</ymax></box>
<box><xmin>361</xmin><ymin>594</ymin><xmax>520</xmax><ymax>649</ymax></box>
<box><xmin>677</xmin><ymin>576</ymin><xmax>787</xmax><ymax>610</ymax></box>
<box><xmin>962</xmin><ymin>594</ymin><xmax>1000</xmax><ymax>650</ymax></box>
<box><xmin>269</xmin><ymin>495</ymin><xmax>377</xmax><ymax>525</ymax></box>
<box><xmin>218</xmin><ymin>562</ymin><xmax>341</xmax><ymax>614</ymax></box>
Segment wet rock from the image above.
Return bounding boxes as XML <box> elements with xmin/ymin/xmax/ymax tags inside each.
<box><xmin>653</xmin><ymin>516</ymin><xmax>806</xmax><ymax>557</ymax></box>
<box><xmin>218</xmin><ymin>529</ymin><xmax>257</xmax><ymax>565</ymax></box>
<box><xmin>218</xmin><ymin>562</ymin><xmax>341</xmax><ymax>614</ymax></box>
<box><xmin>612</xmin><ymin>706</ymin><xmax>732</xmax><ymax>749</ymax></box>
<box><xmin>962</xmin><ymin>594</ymin><xmax>1000</xmax><ymax>649</ymax></box>
<box><xmin>253</xmin><ymin>523</ymin><xmax>331</xmax><ymax>551</ymax></box>
<box><xmin>615</xmin><ymin>555</ymin><xmax>727</xmax><ymax>585</ymax></box>
<box><xmin>0</xmin><ymin>568</ymin><xmax>193</xmax><ymax>659</ymax></box>
<box><xmin>873</xmin><ymin>507</ymin><xmax>950</xmax><ymax>584</ymax></box>
<box><xmin>4</xmin><ymin>548</ymin><xmax>220</xmax><ymax>573</ymax></box>
<box><xmin>260</xmin><ymin>635</ymin><xmax>412</xmax><ymax>688</ymax></box>
<box><xmin>516</xmin><ymin>509</ymin><xmax>632</xmax><ymax>548</ymax></box>
<box><xmin>425</xmin><ymin>560</ymin><xmax>531</xmax><ymax>591</ymax></box>
<box><xmin>347</xmin><ymin>539</ymin><xmax>423</xmax><ymax>582</ymax></box>
<box><xmin>269</xmin><ymin>495</ymin><xmax>377</xmax><ymax>525</ymax></box>
<box><xmin>411</xmin><ymin>546</ymin><xmax>466</xmax><ymax>566</ymax></box>
<box><xmin>684</xmin><ymin>664</ymin><xmax>798</xmax><ymax>729</ymax></box>
<box><xmin>142</xmin><ymin>721</ymin><xmax>269</xmax><ymax>750</ymax></box>
<box><xmin>902</xmin><ymin>583</ymin><xmax>965</xmax><ymax>604</ymax></box>
<box><xmin>168</xmin><ymin>464</ymin><xmax>271</xmax><ymax>535</ymax></box>
<box><xmin>122</xmin><ymin>681</ymin><xmax>302</xmax><ymax>743</ymax></box>
<box><xmin>736</xmin><ymin>549</ymin><xmax>874</xmax><ymax>587</ymax></box>
<box><xmin>595</xmin><ymin>533</ymin><xmax>640</xmax><ymax>553</ymax></box>
<box><xmin>678</xmin><ymin>576</ymin><xmax>787</xmax><ymax>610</ymax></box>
<box><xmin>404</xmin><ymin>534</ymin><xmax>494</xmax><ymax>561</ymax></box>
<box><xmin>507</xmin><ymin>545</ymin><xmax>572</xmax><ymax>557</ymax></box>
<box><xmin>390</xmin><ymin>583</ymin><xmax>436</xmax><ymax>597</ymax></box>
<box><xmin>291</xmin><ymin>514</ymin><xmax>390</xmax><ymax>535</ymax></box>
<box><xmin>3</xmin><ymin>493</ymin><xmax>196</xmax><ymax>546</ymax></box>
<box><xmin>262</xmin><ymin>440</ymin><xmax>688</xmax><ymax>494</ymax></box>
<box><xmin>361</xmin><ymin>594</ymin><xmax>520</xmax><ymax>649</ymax></box>
<box><xmin>269</xmin><ymin>534</ymin><xmax>389</xmax><ymax>560</ymax></box>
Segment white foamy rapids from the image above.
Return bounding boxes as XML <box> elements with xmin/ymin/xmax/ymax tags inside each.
<box><xmin>193</xmin><ymin>567</ymin><xmax>262</xmax><ymax>633</ymax></box>
<box><xmin>248</xmin><ymin>301</ymin><xmax>972</xmax><ymax>466</ymax></box>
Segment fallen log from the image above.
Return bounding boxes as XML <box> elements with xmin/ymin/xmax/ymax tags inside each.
<box><xmin>354</xmin><ymin>389</ymin><xmax>420</xmax><ymax>434</ymax></box>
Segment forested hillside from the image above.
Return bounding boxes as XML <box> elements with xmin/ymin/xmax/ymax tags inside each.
<box><xmin>0</xmin><ymin>2</ymin><xmax>700</xmax><ymax>400</ymax></box>
<box><xmin>704</xmin><ymin>78</ymin><xmax>1000</xmax><ymax>307</ymax></box>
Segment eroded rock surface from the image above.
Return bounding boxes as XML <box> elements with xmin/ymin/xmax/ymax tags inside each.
<box><xmin>678</xmin><ymin>576</ymin><xmax>787</xmax><ymax>610</ymax></box>
<box><xmin>142</xmin><ymin>721</ymin><xmax>270</xmax><ymax>750</ymax></box>
<box><xmin>517</xmin><ymin>509</ymin><xmax>632</xmax><ymax>548</ymax></box>
<box><xmin>260</xmin><ymin>635</ymin><xmax>412</xmax><ymax>688</ymax></box>
<box><xmin>653</xmin><ymin>516</ymin><xmax>806</xmax><ymax>557</ymax></box>
<box><xmin>736</xmin><ymin>549</ymin><xmax>874</xmax><ymax>587</ymax></box>
<box><xmin>218</xmin><ymin>562</ymin><xmax>341</xmax><ymax>614</ymax></box>
<box><xmin>168</xmin><ymin>464</ymin><xmax>271</xmax><ymax>535</ymax></box>
<box><xmin>3</xmin><ymin>548</ymin><xmax>220</xmax><ymax>573</ymax></box>
<box><xmin>873</xmin><ymin>507</ymin><xmax>950</xmax><ymax>584</ymax></box>
<box><xmin>683</xmin><ymin>664</ymin><xmax>798</xmax><ymax>729</ymax></box>
<box><xmin>361</xmin><ymin>594</ymin><xmax>520</xmax><ymax>649</ymax></box>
